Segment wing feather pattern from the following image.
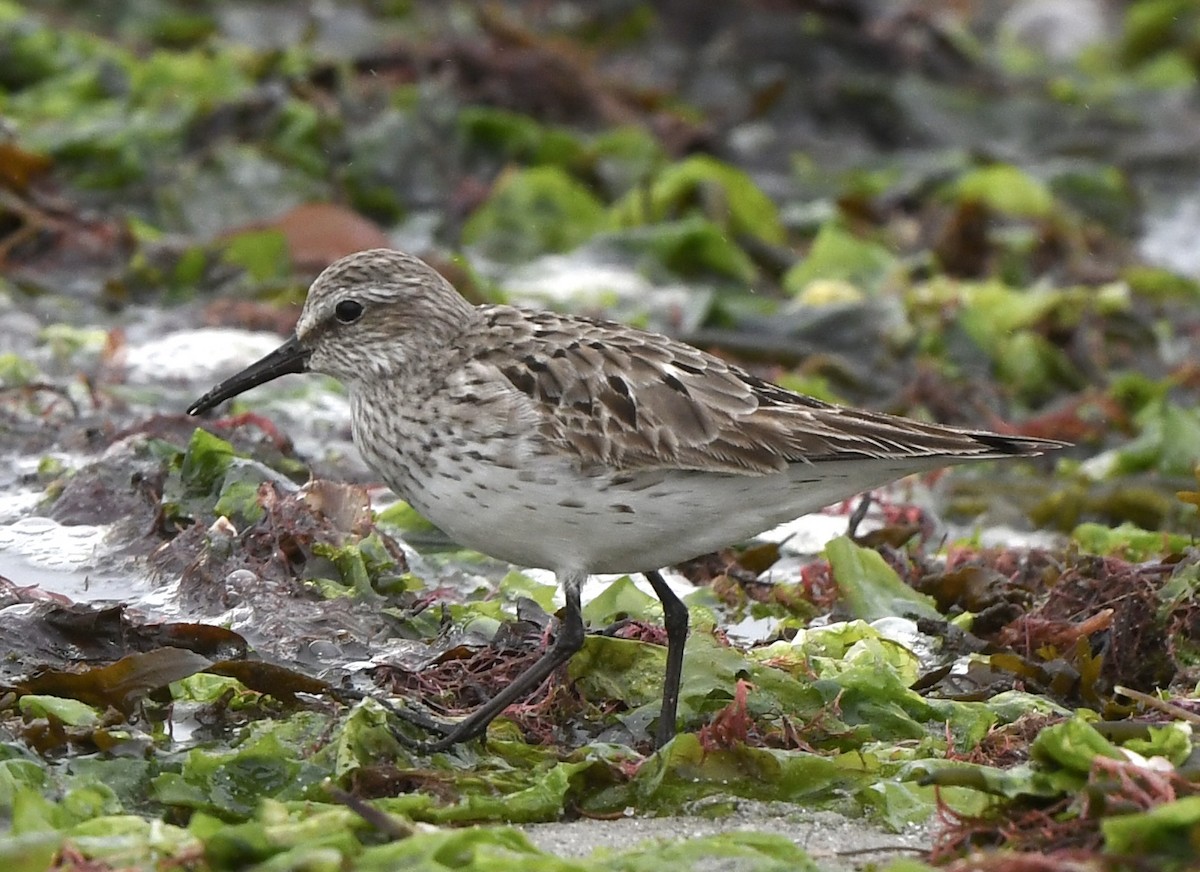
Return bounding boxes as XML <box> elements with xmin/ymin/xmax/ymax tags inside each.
<box><xmin>471</xmin><ymin>307</ymin><xmax>1060</xmax><ymax>476</ymax></box>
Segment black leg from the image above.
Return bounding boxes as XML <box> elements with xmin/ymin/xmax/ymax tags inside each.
<box><xmin>389</xmin><ymin>577</ymin><xmax>586</xmax><ymax>753</ymax></box>
<box><xmin>644</xmin><ymin>569</ymin><xmax>689</xmax><ymax>749</ymax></box>
<box><xmin>847</xmin><ymin>493</ymin><xmax>872</xmax><ymax>539</ymax></box>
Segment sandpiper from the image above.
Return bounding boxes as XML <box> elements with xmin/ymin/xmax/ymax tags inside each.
<box><xmin>188</xmin><ymin>248</ymin><xmax>1065</xmax><ymax>751</ymax></box>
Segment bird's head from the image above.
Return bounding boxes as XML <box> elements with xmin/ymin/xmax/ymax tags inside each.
<box><xmin>187</xmin><ymin>248</ymin><xmax>473</xmax><ymax>415</ymax></box>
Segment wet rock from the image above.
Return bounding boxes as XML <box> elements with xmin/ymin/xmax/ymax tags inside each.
<box><xmin>48</xmin><ymin>434</ymin><xmax>166</xmax><ymax>530</ymax></box>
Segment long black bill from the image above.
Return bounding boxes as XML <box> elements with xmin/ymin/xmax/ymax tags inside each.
<box><xmin>186</xmin><ymin>334</ymin><xmax>310</xmax><ymax>416</ymax></box>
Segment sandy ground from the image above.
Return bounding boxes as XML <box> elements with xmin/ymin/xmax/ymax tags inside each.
<box><xmin>521</xmin><ymin>802</ymin><xmax>932</xmax><ymax>870</ymax></box>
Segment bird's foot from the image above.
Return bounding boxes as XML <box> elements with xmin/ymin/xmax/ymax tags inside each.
<box><xmin>330</xmin><ymin>687</ymin><xmax>468</xmax><ymax>750</ymax></box>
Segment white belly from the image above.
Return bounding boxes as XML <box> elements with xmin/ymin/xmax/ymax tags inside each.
<box><xmin>403</xmin><ymin>453</ymin><xmax>951</xmax><ymax>575</ymax></box>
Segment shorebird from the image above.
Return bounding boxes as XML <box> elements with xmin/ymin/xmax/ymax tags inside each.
<box><xmin>188</xmin><ymin>248</ymin><xmax>1065</xmax><ymax>751</ymax></box>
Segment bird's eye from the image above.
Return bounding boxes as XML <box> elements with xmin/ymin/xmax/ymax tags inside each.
<box><xmin>334</xmin><ymin>299</ymin><xmax>364</xmax><ymax>324</ymax></box>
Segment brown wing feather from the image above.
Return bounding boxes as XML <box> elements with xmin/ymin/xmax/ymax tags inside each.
<box><xmin>474</xmin><ymin>307</ymin><xmax>1058</xmax><ymax>476</ymax></box>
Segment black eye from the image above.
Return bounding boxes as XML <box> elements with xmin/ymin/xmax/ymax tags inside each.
<box><xmin>334</xmin><ymin>299</ymin><xmax>364</xmax><ymax>324</ymax></box>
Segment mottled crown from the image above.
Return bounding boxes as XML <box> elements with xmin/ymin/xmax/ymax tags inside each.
<box><xmin>297</xmin><ymin>249</ymin><xmax>475</xmax><ymax>381</ymax></box>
